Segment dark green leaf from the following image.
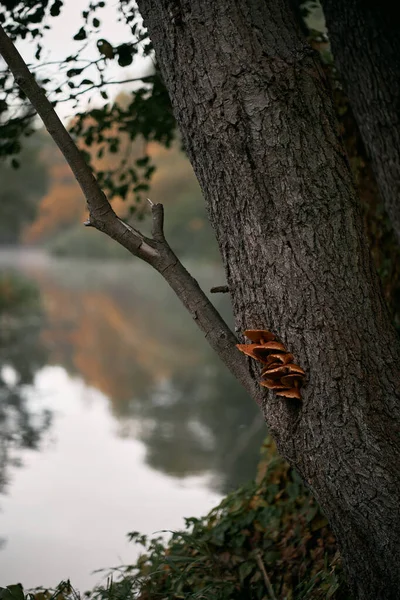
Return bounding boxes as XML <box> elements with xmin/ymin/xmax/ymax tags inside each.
<box><xmin>117</xmin><ymin>43</ymin><xmax>133</xmax><ymax>67</ymax></box>
<box><xmin>49</xmin><ymin>0</ymin><xmax>63</xmax><ymax>17</ymax></box>
<box><xmin>239</xmin><ymin>561</ymin><xmax>254</xmax><ymax>583</ymax></box>
<box><xmin>135</xmin><ymin>156</ymin><xmax>150</xmax><ymax>167</ymax></box>
<box><xmin>0</xmin><ymin>584</ymin><xmax>25</xmax><ymax>600</ymax></box>
<box><xmin>73</xmin><ymin>27</ymin><xmax>86</xmax><ymax>40</ymax></box>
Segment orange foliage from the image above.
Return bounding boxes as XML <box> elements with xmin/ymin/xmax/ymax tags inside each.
<box><xmin>33</xmin><ymin>272</ymin><xmax>198</xmax><ymax>406</ymax></box>
<box><xmin>22</xmin><ymin>151</ymin><xmax>85</xmax><ymax>244</ymax></box>
<box><xmin>23</xmin><ymin>128</ymin><xmax>199</xmax><ymax>244</ymax></box>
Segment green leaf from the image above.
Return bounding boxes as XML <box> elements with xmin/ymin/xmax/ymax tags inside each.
<box><xmin>97</xmin><ymin>39</ymin><xmax>114</xmax><ymax>59</ymax></box>
<box><xmin>0</xmin><ymin>584</ymin><xmax>25</xmax><ymax>600</ymax></box>
<box><xmin>67</xmin><ymin>68</ymin><xmax>83</xmax><ymax>78</ymax></box>
<box><xmin>73</xmin><ymin>27</ymin><xmax>86</xmax><ymax>41</ymax></box>
<box><xmin>133</xmin><ymin>183</ymin><xmax>150</xmax><ymax>193</ymax></box>
<box><xmin>239</xmin><ymin>561</ymin><xmax>254</xmax><ymax>583</ymax></box>
<box><xmin>135</xmin><ymin>156</ymin><xmax>150</xmax><ymax>167</ymax></box>
<box><xmin>310</xmin><ymin>514</ymin><xmax>329</xmax><ymax>531</ymax></box>
<box><xmin>49</xmin><ymin>0</ymin><xmax>63</xmax><ymax>17</ymax></box>
<box><xmin>117</xmin><ymin>44</ymin><xmax>133</xmax><ymax>67</ymax></box>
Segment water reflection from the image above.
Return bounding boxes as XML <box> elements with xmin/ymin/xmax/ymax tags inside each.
<box><xmin>132</xmin><ymin>362</ymin><xmax>265</xmax><ymax>493</ymax></box>
<box><xmin>0</xmin><ymin>251</ymin><xmax>266</xmax><ymax>588</ymax></box>
<box><xmin>0</xmin><ymin>252</ymin><xmax>265</xmax><ymax>495</ymax></box>
<box><xmin>0</xmin><ymin>271</ymin><xmax>51</xmax><ymax>495</ymax></box>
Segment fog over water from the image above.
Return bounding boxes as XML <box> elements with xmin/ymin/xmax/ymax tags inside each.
<box><xmin>0</xmin><ymin>251</ymin><xmax>265</xmax><ymax>590</ymax></box>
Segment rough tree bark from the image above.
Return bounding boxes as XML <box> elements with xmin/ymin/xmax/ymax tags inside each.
<box><xmin>136</xmin><ymin>1</ymin><xmax>400</xmax><ymax>598</ymax></box>
<box><xmin>321</xmin><ymin>0</ymin><xmax>400</xmax><ymax>244</ymax></box>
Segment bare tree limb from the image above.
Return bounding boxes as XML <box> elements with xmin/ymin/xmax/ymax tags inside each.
<box><xmin>255</xmin><ymin>550</ymin><xmax>278</xmax><ymax>600</ymax></box>
<box><xmin>150</xmin><ymin>200</ymin><xmax>166</xmax><ymax>242</ymax></box>
<box><xmin>0</xmin><ymin>24</ymin><xmax>262</xmax><ymax>404</ymax></box>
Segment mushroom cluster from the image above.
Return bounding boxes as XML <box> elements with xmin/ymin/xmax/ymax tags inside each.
<box><xmin>236</xmin><ymin>329</ymin><xmax>305</xmax><ymax>400</ymax></box>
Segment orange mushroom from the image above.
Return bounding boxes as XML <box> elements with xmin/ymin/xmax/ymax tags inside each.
<box><xmin>261</xmin><ymin>362</ymin><xmax>281</xmax><ymax>374</ymax></box>
<box><xmin>236</xmin><ymin>344</ymin><xmax>265</xmax><ymax>361</ymax></box>
<box><xmin>265</xmin><ymin>352</ymin><xmax>294</xmax><ymax>365</ymax></box>
<box><xmin>243</xmin><ymin>329</ymin><xmax>275</xmax><ymax>344</ymax></box>
<box><xmin>261</xmin><ymin>365</ymin><xmax>289</xmax><ymax>379</ymax></box>
<box><xmin>284</xmin><ymin>364</ymin><xmax>306</xmax><ymax>376</ymax></box>
<box><xmin>238</xmin><ymin>329</ymin><xmax>305</xmax><ymax>401</ymax></box>
<box><xmin>237</xmin><ymin>342</ymin><xmax>286</xmax><ymax>363</ymax></box>
<box><xmin>252</xmin><ymin>342</ymin><xmax>286</xmax><ymax>361</ymax></box>
<box><xmin>260</xmin><ymin>379</ymin><xmax>288</xmax><ymax>390</ymax></box>
<box><xmin>281</xmin><ymin>374</ymin><xmax>303</xmax><ymax>388</ymax></box>
<box><xmin>276</xmin><ymin>388</ymin><xmax>302</xmax><ymax>400</ymax></box>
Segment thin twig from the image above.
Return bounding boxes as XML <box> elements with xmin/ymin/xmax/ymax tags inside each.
<box><xmin>255</xmin><ymin>551</ymin><xmax>277</xmax><ymax>600</ymax></box>
<box><xmin>210</xmin><ymin>285</ymin><xmax>229</xmax><ymax>294</ymax></box>
<box><xmin>53</xmin><ymin>76</ymin><xmax>151</xmax><ymax>103</ymax></box>
<box><xmin>151</xmin><ymin>202</ymin><xmax>165</xmax><ymax>242</ymax></box>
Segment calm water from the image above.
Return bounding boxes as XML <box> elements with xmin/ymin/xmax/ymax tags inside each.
<box><xmin>0</xmin><ymin>250</ymin><xmax>266</xmax><ymax>591</ymax></box>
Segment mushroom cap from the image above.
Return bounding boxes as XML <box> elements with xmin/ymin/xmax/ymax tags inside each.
<box><xmin>261</xmin><ymin>362</ymin><xmax>281</xmax><ymax>374</ymax></box>
<box><xmin>243</xmin><ymin>329</ymin><xmax>275</xmax><ymax>343</ymax></box>
<box><xmin>260</xmin><ymin>379</ymin><xmax>288</xmax><ymax>390</ymax></box>
<box><xmin>281</xmin><ymin>374</ymin><xmax>304</xmax><ymax>388</ymax></box>
<box><xmin>284</xmin><ymin>363</ymin><xmax>306</xmax><ymax>375</ymax></box>
<box><xmin>261</xmin><ymin>365</ymin><xmax>289</xmax><ymax>378</ymax></box>
<box><xmin>252</xmin><ymin>342</ymin><xmax>286</xmax><ymax>361</ymax></box>
<box><xmin>236</xmin><ymin>344</ymin><xmax>265</xmax><ymax>361</ymax></box>
<box><xmin>276</xmin><ymin>388</ymin><xmax>302</xmax><ymax>400</ymax></box>
<box><xmin>265</xmin><ymin>352</ymin><xmax>294</xmax><ymax>365</ymax></box>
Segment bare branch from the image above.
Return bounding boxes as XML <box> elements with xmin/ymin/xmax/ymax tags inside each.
<box><xmin>0</xmin><ymin>23</ymin><xmax>156</xmax><ymax>263</ymax></box>
<box><xmin>0</xmin><ymin>24</ymin><xmax>262</xmax><ymax>404</ymax></box>
<box><xmin>255</xmin><ymin>551</ymin><xmax>278</xmax><ymax>600</ymax></box>
<box><xmin>151</xmin><ymin>202</ymin><xmax>166</xmax><ymax>242</ymax></box>
<box><xmin>53</xmin><ymin>76</ymin><xmax>152</xmax><ymax>103</ymax></box>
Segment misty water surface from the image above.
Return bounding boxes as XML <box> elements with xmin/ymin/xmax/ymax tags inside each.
<box><xmin>0</xmin><ymin>250</ymin><xmax>266</xmax><ymax>590</ymax></box>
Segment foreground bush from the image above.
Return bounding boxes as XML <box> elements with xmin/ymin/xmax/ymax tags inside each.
<box><xmin>2</xmin><ymin>439</ymin><xmax>351</xmax><ymax>600</ymax></box>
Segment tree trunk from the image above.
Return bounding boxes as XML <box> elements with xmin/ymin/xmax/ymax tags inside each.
<box><xmin>136</xmin><ymin>1</ymin><xmax>400</xmax><ymax>598</ymax></box>
<box><xmin>321</xmin><ymin>0</ymin><xmax>400</xmax><ymax>245</ymax></box>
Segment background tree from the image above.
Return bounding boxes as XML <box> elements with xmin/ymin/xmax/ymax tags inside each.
<box><xmin>0</xmin><ymin>132</ymin><xmax>48</xmax><ymax>244</ymax></box>
<box><xmin>320</xmin><ymin>0</ymin><xmax>400</xmax><ymax>244</ymax></box>
<box><xmin>1</xmin><ymin>1</ymin><xmax>400</xmax><ymax>598</ymax></box>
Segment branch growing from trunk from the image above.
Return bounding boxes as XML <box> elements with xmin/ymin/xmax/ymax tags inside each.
<box><xmin>0</xmin><ymin>24</ymin><xmax>261</xmax><ymax>404</ymax></box>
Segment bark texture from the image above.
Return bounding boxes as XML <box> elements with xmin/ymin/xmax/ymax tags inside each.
<box><xmin>321</xmin><ymin>0</ymin><xmax>400</xmax><ymax>244</ymax></box>
<box><xmin>137</xmin><ymin>1</ymin><xmax>400</xmax><ymax>598</ymax></box>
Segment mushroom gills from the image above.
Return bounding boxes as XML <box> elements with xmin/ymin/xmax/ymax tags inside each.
<box><xmin>276</xmin><ymin>388</ymin><xmax>302</xmax><ymax>400</ymax></box>
<box><xmin>243</xmin><ymin>329</ymin><xmax>275</xmax><ymax>344</ymax></box>
<box><xmin>252</xmin><ymin>342</ymin><xmax>286</xmax><ymax>361</ymax></box>
<box><xmin>260</xmin><ymin>379</ymin><xmax>288</xmax><ymax>390</ymax></box>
